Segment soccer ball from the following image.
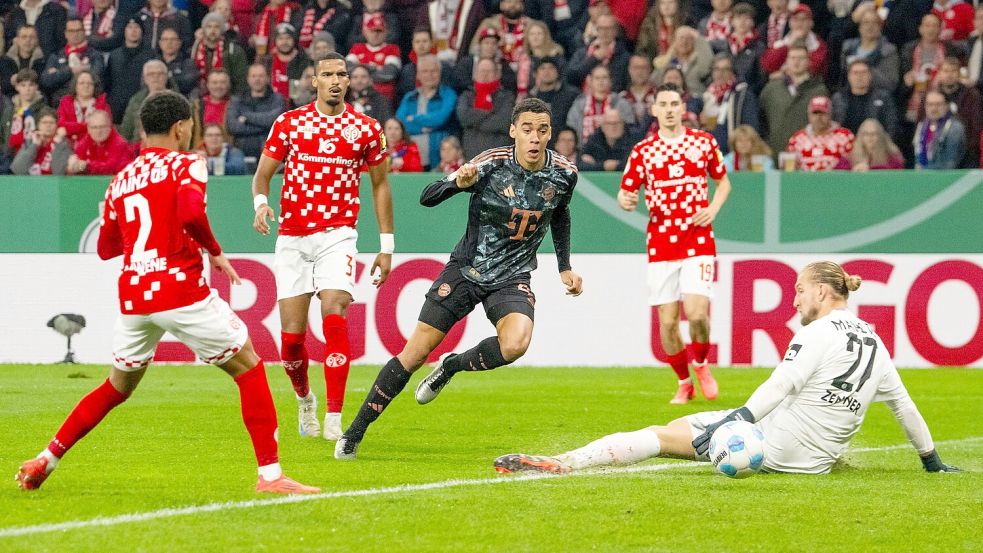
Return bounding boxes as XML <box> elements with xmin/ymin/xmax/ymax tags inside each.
<box><xmin>708</xmin><ymin>420</ymin><xmax>765</xmax><ymax>479</ymax></box>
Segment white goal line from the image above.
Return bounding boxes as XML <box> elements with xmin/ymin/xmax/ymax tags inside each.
<box><xmin>1</xmin><ymin>436</ymin><xmax>980</xmax><ymax>539</ymax></box>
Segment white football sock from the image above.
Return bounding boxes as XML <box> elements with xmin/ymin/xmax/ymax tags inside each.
<box><xmin>258</xmin><ymin>462</ymin><xmax>283</xmax><ymax>481</ymax></box>
<box><xmin>38</xmin><ymin>449</ymin><xmax>59</xmax><ymax>472</ymax></box>
<box><xmin>556</xmin><ymin>429</ymin><xmax>662</xmax><ymax>470</ymax></box>
<box><xmin>678</xmin><ymin>377</ymin><xmax>692</xmax><ymax>385</ymax></box>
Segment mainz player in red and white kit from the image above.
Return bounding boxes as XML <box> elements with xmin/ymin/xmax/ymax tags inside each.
<box><xmin>618</xmin><ymin>83</ymin><xmax>732</xmax><ymax>405</ymax></box>
<box><xmin>252</xmin><ymin>53</ymin><xmax>394</xmax><ymax>445</ymax></box>
<box><xmin>16</xmin><ymin>91</ymin><xmax>319</xmax><ymax>494</ymax></box>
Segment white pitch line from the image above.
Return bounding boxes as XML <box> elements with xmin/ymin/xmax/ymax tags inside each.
<box><xmin>2</xmin><ymin>436</ymin><xmax>980</xmax><ymax>539</ymax></box>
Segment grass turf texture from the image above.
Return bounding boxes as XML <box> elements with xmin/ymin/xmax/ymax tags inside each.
<box><xmin>0</xmin><ymin>364</ymin><xmax>980</xmax><ymax>552</ymax></box>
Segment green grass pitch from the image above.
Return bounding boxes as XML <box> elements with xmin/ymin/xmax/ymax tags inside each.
<box><xmin>1</xmin><ymin>364</ymin><xmax>980</xmax><ymax>552</ymax></box>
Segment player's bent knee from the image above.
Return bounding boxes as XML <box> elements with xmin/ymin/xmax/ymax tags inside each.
<box><xmin>498</xmin><ymin>334</ymin><xmax>531</xmax><ymax>362</ymax></box>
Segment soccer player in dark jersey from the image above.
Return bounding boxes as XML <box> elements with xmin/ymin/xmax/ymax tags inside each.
<box><xmin>335</xmin><ymin>97</ymin><xmax>582</xmax><ymax>459</ymax></box>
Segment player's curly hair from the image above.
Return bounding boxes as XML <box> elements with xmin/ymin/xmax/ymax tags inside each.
<box><xmin>140</xmin><ymin>90</ymin><xmax>192</xmax><ymax>136</ymax></box>
<box><xmin>804</xmin><ymin>261</ymin><xmax>862</xmax><ymax>299</ymax></box>
<box><xmin>511</xmin><ymin>97</ymin><xmax>552</xmax><ymax>124</ymax></box>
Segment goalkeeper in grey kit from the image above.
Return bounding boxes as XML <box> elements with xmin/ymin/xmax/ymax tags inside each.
<box><xmin>336</xmin><ymin>98</ymin><xmax>583</xmax><ymax>459</ymax></box>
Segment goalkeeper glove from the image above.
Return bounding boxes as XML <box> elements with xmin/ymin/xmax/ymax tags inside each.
<box><xmin>691</xmin><ymin>406</ymin><xmax>755</xmax><ymax>456</ymax></box>
<box><xmin>920</xmin><ymin>450</ymin><xmax>961</xmax><ymax>473</ymax></box>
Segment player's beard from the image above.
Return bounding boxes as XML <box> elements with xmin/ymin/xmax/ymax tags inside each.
<box><xmin>800</xmin><ymin>307</ymin><xmax>819</xmax><ymax>326</ymax></box>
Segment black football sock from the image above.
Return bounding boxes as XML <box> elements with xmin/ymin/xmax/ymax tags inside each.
<box><xmin>442</xmin><ymin>336</ymin><xmax>510</xmax><ymax>375</ymax></box>
<box><xmin>344</xmin><ymin>357</ymin><xmax>411</xmax><ymax>442</ymax></box>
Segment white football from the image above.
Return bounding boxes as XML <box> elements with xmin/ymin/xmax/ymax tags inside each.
<box><xmin>708</xmin><ymin>420</ymin><xmax>766</xmax><ymax>479</ymax></box>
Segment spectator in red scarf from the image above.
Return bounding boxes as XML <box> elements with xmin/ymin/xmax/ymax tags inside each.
<box><xmin>901</xmin><ymin>13</ymin><xmax>960</xmax><ymax>123</ymax></box>
<box><xmin>268</xmin><ymin>23</ymin><xmax>312</xmax><ymax>106</ymax></box>
<box><xmin>346</xmin><ymin>13</ymin><xmax>402</xmax><ymax>101</ymax></box>
<box><xmin>192</xmin><ymin>69</ymin><xmax>232</xmax><ymax>145</ymax></box>
<box><xmin>200</xmin><ymin>0</ymin><xmax>253</xmax><ymax>41</ymax></box>
<box><xmin>636</xmin><ymin>0</ymin><xmax>689</xmax><ymax>60</ymax></box>
<box><xmin>383</xmin><ymin>117</ymin><xmax>423</xmax><ymax>173</ymax></box>
<box><xmin>710</xmin><ymin>2</ymin><xmax>762</xmax><ymax>92</ymax></box>
<box><xmin>701</xmin><ymin>53</ymin><xmax>759</xmax><ymax>154</ymax></box>
<box><xmin>66</xmin><ymin>109</ymin><xmax>133</xmax><ymax>175</ymax></box>
<box><xmin>85</xmin><ymin>0</ymin><xmax>124</xmax><ymax>53</ymax></box>
<box><xmin>192</xmin><ymin>12</ymin><xmax>249</xmax><ymax>95</ymax></box>
<box><xmin>57</xmin><ymin>69</ymin><xmax>112</xmax><ymax>144</ymax></box>
<box><xmin>513</xmin><ymin>20</ymin><xmax>565</xmax><ymax>100</ymax></box>
<box><xmin>457</xmin><ymin>58</ymin><xmax>516</xmax><ymax>158</ymax></box>
<box><xmin>253</xmin><ymin>0</ymin><xmax>302</xmax><ymax>58</ymax></box>
<box><xmin>568</xmin><ymin>13</ymin><xmax>629</xmax><ymax>92</ymax></box>
<box><xmin>761</xmin><ymin>4</ymin><xmax>828</xmax><ymax>80</ymax></box>
<box><xmin>566</xmin><ymin>63</ymin><xmax>634</xmax><ymax>144</ymax></box>
<box><xmin>11</xmin><ymin>109</ymin><xmax>71</xmax><ymax>175</ymax></box>
<box><xmin>40</xmin><ymin>18</ymin><xmax>107</xmax><ymax>106</ymax></box>
<box><xmin>472</xmin><ymin>0</ymin><xmax>533</xmax><ymax>67</ymax></box>
<box><xmin>758</xmin><ymin>0</ymin><xmax>790</xmax><ymax>49</ymax></box>
<box><xmin>298</xmin><ymin>0</ymin><xmax>353</xmax><ymax>51</ymax></box>
<box><xmin>699</xmin><ymin>0</ymin><xmax>733</xmax><ymax>42</ymax></box>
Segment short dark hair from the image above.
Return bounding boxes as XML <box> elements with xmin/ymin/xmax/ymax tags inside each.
<box><xmin>511</xmin><ymin>97</ymin><xmax>552</xmax><ymax>124</ymax></box>
<box><xmin>656</xmin><ymin>82</ymin><xmax>683</xmax><ymax>97</ymax></box>
<box><xmin>14</xmin><ymin>69</ymin><xmax>38</xmax><ymax>85</ymax></box>
<box><xmin>35</xmin><ymin>107</ymin><xmax>56</xmax><ymax>122</ymax></box>
<box><xmin>317</xmin><ymin>51</ymin><xmax>347</xmax><ymax>64</ymax></box>
<box><xmin>732</xmin><ymin>2</ymin><xmax>756</xmax><ymax>18</ymax></box>
<box><xmin>140</xmin><ymin>90</ymin><xmax>192</xmax><ymax>135</ymax></box>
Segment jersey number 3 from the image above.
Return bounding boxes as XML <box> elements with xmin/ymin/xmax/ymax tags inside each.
<box><xmin>123</xmin><ymin>194</ymin><xmax>158</xmax><ymax>260</ymax></box>
<box><xmin>832</xmin><ymin>332</ymin><xmax>878</xmax><ymax>393</ymax></box>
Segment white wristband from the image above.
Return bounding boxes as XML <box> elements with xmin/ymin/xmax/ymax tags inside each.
<box><xmin>253</xmin><ymin>194</ymin><xmax>268</xmax><ymax>211</ymax></box>
<box><xmin>379</xmin><ymin>233</ymin><xmax>395</xmax><ymax>254</ymax></box>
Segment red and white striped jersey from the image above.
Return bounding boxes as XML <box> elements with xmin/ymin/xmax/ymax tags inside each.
<box><xmin>263</xmin><ymin>102</ymin><xmax>388</xmax><ymax>236</ymax></box>
<box><xmin>621</xmin><ymin>128</ymin><xmax>727</xmax><ymax>262</ymax></box>
<box><xmin>346</xmin><ymin>43</ymin><xmax>401</xmax><ymax>98</ymax></box>
<box><xmin>101</xmin><ymin>148</ymin><xmax>211</xmax><ymax>314</ymax></box>
<box><xmin>787</xmin><ymin>126</ymin><xmax>854</xmax><ymax>172</ymax></box>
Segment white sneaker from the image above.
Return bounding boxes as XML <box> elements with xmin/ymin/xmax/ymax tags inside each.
<box><xmin>334</xmin><ymin>436</ymin><xmax>358</xmax><ymax>460</ymax></box>
<box><xmin>322</xmin><ymin>412</ymin><xmax>343</xmax><ymax>441</ymax></box>
<box><xmin>415</xmin><ymin>353</ymin><xmax>454</xmax><ymax>405</ymax></box>
<box><xmin>297</xmin><ymin>393</ymin><xmax>321</xmax><ymax>437</ymax></box>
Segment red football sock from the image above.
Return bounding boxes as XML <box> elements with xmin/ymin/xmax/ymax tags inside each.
<box><xmin>322</xmin><ymin>314</ymin><xmax>351</xmax><ymax>413</ymax></box>
<box><xmin>281</xmin><ymin>331</ymin><xmax>310</xmax><ymax>397</ymax></box>
<box><xmin>48</xmin><ymin>378</ymin><xmax>128</xmax><ymax>458</ymax></box>
<box><xmin>234</xmin><ymin>361</ymin><xmax>280</xmax><ymax>467</ymax></box>
<box><xmin>689</xmin><ymin>341</ymin><xmax>710</xmax><ymax>364</ymax></box>
<box><xmin>667</xmin><ymin>350</ymin><xmax>691</xmax><ymax>381</ymax></box>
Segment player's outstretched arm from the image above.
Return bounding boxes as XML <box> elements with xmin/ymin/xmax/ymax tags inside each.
<box><xmin>419</xmin><ymin>163</ymin><xmax>479</xmax><ymax>207</ymax></box>
<box><xmin>368</xmin><ymin>161</ymin><xmax>394</xmax><ymax>288</ymax></box>
<box><xmin>693</xmin><ymin>173</ymin><xmax>732</xmax><ymax>227</ymax></box>
<box><xmin>251</xmin><ymin>154</ymin><xmax>279</xmax><ymax>235</ymax></box>
<box><xmin>881</xmin><ymin>386</ymin><xmax>962</xmax><ymax>473</ymax></box>
<box><xmin>616</xmin><ymin>188</ymin><xmax>638</xmax><ymax>211</ymax></box>
<box><xmin>551</xmin><ymin>202</ymin><xmax>582</xmax><ymax>296</ymax></box>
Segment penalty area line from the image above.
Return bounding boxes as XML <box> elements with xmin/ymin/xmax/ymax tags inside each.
<box><xmin>1</xmin><ymin>436</ymin><xmax>980</xmax><ymax>539</ymax></box>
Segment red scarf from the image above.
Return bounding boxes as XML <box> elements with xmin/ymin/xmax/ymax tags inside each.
<box><xmin>202</xmin><ymin>95</ymin><xmax>228</xmax><ymax>126</ymax></box>
<box><xmin>30</xmin><ymin>140</ymin><xmax>54</xmax><ymax>175</ymax></box>
<box><xmin>256</xmin><ymin>3</ymin><xmax>297</xmax><ymax>42</ymax></box>
<box><xmin>299</xmin><ymin>5</ymin><xmax>336</xmax><ymax>49</ymax></box>
<box><xmin>195</xmin><ymin>40</ymin><xmax>224</xmax><ymax>81</ymax></box>
<box><xmin>497</xmin><ymin>15</ymin><xmax>525</xmax><ymax>64</ymax></box>
<box><xmin>65</xmin><ymin>41</ymin><xmax>89</xmax><ymax>57</ymax></box>
<box><xmin>706</xmin><ymin>76</ymin><xmax>735</xmax><ymax>105</ymax></box>
<box><xmin>767</xmin><ymin>12</ymin><xmax>788</xmax><ymax>48</ymax></box>
<box><xmin>705</xmin><ymin>14</ymin><xmax>731</xmax><ymax>41</ymax></box>
<box><xmin>83</xmin><ymin>7</ymin><xmax>116</xmax><ymax>38</ymax></box>
<box><xmin>728</xmin><ymin>31</ymin><xmax>756</xmax><ymax>55</ymax></box>
<box><xmin>409</xmin><ymin>47</ymin><xmax>438</xmax><ymax>64</ymax></box>
<box><xmin>582</xmin><ymin>94</ymin><xmax>611</xmax><ymax>141</ymax></box>
<box><xmin>433</xmin><ymin>0</ymin><xmax>466</xmax><ymax>54</ymax></box>
<box><xmin>659</xmin><ymin>23</ymin><xmax>672</xmax><ymax>54</ymax></box>
<box><xmin>907</xmin><ymin>42</ymin><xmax>945</xmax><ymax>119</ymax></box>
<box><xmin>515</xmin><ymin>53</ymin><xmax>531</xmax><ymax>98</ymax></box>
<box><xmin>474</xmin><ymin>79</ymin><xmax>499</xmax><ymax>110</ymax></box>
<box><xmin>271</xmin><ymin>53</ymin><xmax>292</xmax><ymax>98</ymax></box>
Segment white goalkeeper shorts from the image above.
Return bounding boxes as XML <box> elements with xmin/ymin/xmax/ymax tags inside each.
<box><xmin>274</xmin><ymin>226</ymin><xmax>358</xmax><ymax>300</ymax></box>
<box><xmin>647</xmin><ymin>255</ymin><xmax>714</xmax><ymax>306</ymax></box>
<box><xmin>685</xmin><ymin>409</ymin><xmax>834</xmax><ymax>475</ymax></box>
<box><xmin>112</xmin><ymin>289</ymin><xmax>248</xmax><ymax>371</ymax></box>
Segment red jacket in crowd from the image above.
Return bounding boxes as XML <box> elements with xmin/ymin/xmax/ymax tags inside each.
<box><xmin>74</xmin><ymin>127</ymin><xmax>134</xmax><ymax>175</ymax></box>
<box><xmin>57</xmin><ymin>93</ymin><xmax>112</xmax><ymax>143</ymax></box>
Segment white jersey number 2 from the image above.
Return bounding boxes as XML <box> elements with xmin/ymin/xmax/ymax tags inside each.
<box><xmin>123</xmin><ymin>194</ymin><xmax>158</xmax><ymax>260</ymax></box>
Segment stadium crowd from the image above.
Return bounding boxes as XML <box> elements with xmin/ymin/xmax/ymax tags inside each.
<box><xmin>1</xmin><ymin>0</ymin><xmax>981</xmax><ymax>175</ymax></box>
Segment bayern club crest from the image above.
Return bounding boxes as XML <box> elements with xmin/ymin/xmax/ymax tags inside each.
<box><xmin>541</xmin><ymin>185</ymin><xmax>556</xmax><ymax>202</ymax></box>
<box><xmin>341</xmin><ymin>124</ymin><xmax>361</xmax><ymax>144</ymax></box>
